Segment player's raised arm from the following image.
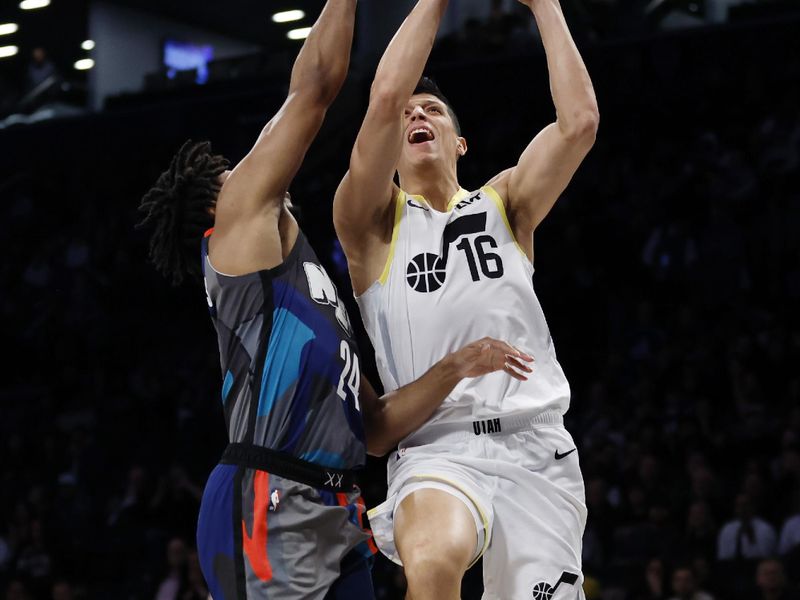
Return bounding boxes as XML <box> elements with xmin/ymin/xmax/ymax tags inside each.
<box><xmin>492</xmin><ymin>0</ymin><xmax>599</xmax><ymax>245</ymax></box>
<box><xmin>216</xmin><ymin>0</ymin><xmax>357</xmax><ymax>226</ymax></box>
<box><xmin>360</xmin><ymin>339</ymin><xmax>534</xmax><ymax>456</ymax></box>
<box><xmin>333</xmin><ymin>0</ymin><xmax>449</xmax><ymax>287</ymax></box>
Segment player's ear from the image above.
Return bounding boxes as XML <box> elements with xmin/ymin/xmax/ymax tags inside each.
<box><xmin>457</xmin><ymin>137</ymin><xmax>468</xmax><ymax>158</ymax></box>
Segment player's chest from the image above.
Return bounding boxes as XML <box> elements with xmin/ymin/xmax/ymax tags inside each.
<box><xmin>400</xmin><ymin>199</ymin><xmax>519</xmax><ymax>296</ymax></box>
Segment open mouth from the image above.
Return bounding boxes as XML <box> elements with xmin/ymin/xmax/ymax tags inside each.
<box><xmin>408</xmin><ymin>127</ymin><xmax>435</xmax><ymax>144</ymax></box>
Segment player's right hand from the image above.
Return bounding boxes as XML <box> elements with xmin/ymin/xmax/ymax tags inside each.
<box><xmin>451</xmin><ymin>337</ymin><xmax>534</xmax><ymax>381</ymax></box>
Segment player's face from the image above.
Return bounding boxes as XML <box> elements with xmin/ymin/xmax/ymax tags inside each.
<box><xmin>399</xmin><ymin>94</ymin><xmax>464</xmax><ymax>172</ymax></box>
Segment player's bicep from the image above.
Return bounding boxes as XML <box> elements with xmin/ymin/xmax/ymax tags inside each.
<box><xmin>508</xmin><ymin>122</ymin><xmax>595</xmax><ymax>231</ymax></box>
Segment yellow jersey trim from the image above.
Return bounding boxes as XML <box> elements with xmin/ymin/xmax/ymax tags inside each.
<box><xmin>378</xmin><ymin>189</ymin><xmax>405</xmax><ymax>285</ymax></box>
<box><xmin>406</xmin><ymin>187</ymin><xmax>470</xmax><ymax>213</ymax></box>
<box><xmin>481</xmin><ymin>185</ymin><xmax>527</xmax><ymax>258</ymax></box>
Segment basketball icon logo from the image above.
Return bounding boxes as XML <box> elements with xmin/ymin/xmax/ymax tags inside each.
<box><xmin>406</xmin><ymin>253</ymin><xmax>447</xmax><ymax>293</ymax></box>
<box><xmin>531</xmin><ymin>572</ymin><xmax>579</xmax><ymax>599</ymax></box>
<box><xmin>531</xmin><ymin>582</ymin><xmax>554</xmax><ymax>600</ymax></box>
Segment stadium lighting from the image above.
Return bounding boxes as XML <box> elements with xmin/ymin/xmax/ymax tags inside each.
<box><xmin>20</xmin><ymin>0</ymin><xmax>51</xmax><ymax>10</ymax></box>
<box><xmin>287</xmin><ymin>27</ymin><xmax>312</xmax><ymax>40</ymax></box>
<box><xmin>0</xmin><ymin>45</ymin><xmax>18</xmax><ymax>58</ymax></box>
<box><xmin>74</xmin><ymin>58</ymin><xmax>94</xmax><ymax>70</ymax></box>
<box><xmin>0</xmin><ymin>23</ymin><xmax>19</xmax><ymax>36</ymax></box>
<box><xmin>81</xmin><ymin>39</ymin><xmax>95</xmax><ymax>51</ymax></box>
<box><xmin>272</xmin><ymin>9</ymin><xmax>305</xmax><ymax>23</ymax></box>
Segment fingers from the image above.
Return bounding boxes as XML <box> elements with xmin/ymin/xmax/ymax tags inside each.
<box><xmin>505</xmin><ymin>355</ymin><xmax>533</xmax><ymax>375</ymax></box>
<box><xmin>477</xmin><ymin>338</ymin><xmax>534</xmax><ymax>363</ymax></box>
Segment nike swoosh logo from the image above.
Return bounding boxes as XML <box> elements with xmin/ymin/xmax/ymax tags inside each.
<box><xmin>554</xmin><ymin>448</ymin><xmax>577</xmax><ymax>460</ymax></box>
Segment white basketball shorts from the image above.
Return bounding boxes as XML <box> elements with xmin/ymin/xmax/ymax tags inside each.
<box><xmin>367</xmin><ymin>411</ymin><xmax>587</xmax><ymax>600</ymax></box>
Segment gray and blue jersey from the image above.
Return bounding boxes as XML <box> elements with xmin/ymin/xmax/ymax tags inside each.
<box><xmin>201</xmin><ymin>228</ymin><xmax>365</xmax><ymax>471</ymax></box>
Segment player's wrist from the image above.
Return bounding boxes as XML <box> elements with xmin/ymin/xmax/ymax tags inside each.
<box><xmin>435</xmin><ymin>352</ymin><xmax>465</xmax><ymax>387</ymax></box>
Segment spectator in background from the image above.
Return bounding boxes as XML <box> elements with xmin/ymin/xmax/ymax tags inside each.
<box><xmin>3</xmin><ymin>580</ymin><xmax>30</xmax><ymax>600</ymax></box>
<box><xmin>685</xmin><ymin>501</ymin><xmax>717</xmax><ymax>560</ymax></box>
<box><xmin>154</xmin><ymin>538</ymin><xmax>188</xmax><ymax>600</ymax></box>
<box><xmin>779</xmin><ymin>504</ymin><xmax>800</xmax><ymax>556</ymax></box>
<box><xmin>50</xmin><ymin>579</ymin><xmax>74</xmax><ymax>600</ymax></box>
<box><xmin>779</xmin><ymin>493</ymin><xmax>800</xmax><ymax>582</ymax></box>
<box><xmin>14</xmin><ymin>519</ymin><xmax>52</xmax><ymax>594</ymax></box>
<box><xmin>717</xmin><ymin>493</ymin><xmax>777</xmax><ymax>561</ymax></box>
<box><xmin>25</xmin><ymin>48</ymin><xmax>57</xmax><ymax>92</ymax></box>
<box><xmin>667</xmin><ymin>565</ymin><xmax>713</xmax><ymax>600</ymax></box>
<box><xmin>754</xmin><ymin>559</ymin><xmax>800</xmax><ymax>600</ymax></box>
<box><xmin>628</xmin><ymin>557</ymin><xmax>667</xmax><ymax>600</ymax></box>
<box><xmin>179</xmin><ymin>550</ymin><xmax>207</xmax><ymax>600</ymax></box>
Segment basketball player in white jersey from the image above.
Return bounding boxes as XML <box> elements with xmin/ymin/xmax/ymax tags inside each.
<box><xmin>333</xmin><ymin>0</ymin><xmax>598</xmax><ymax>598</ymax></box>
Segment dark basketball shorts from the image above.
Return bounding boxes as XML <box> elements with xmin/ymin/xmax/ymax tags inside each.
<box><xmin>197</xmin><ymin>463</ymin><xmax>377</xmax><ymax>599</ymax></box>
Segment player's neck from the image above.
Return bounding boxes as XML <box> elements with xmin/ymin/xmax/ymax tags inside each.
<box><xmin>399</xmin><ymin>168</ymin><xmax>460</xmax><ymax>212</ymax></box>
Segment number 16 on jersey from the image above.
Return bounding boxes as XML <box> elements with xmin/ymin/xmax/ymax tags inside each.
<box><xmin>337</xmin><ymin>340</ymin><xmax>361</xmax><ymax>411</ymax></box>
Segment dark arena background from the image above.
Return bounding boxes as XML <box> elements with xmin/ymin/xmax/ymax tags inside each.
<box><xmin>1</xmin><ymin>0</ymin><xmax>799</xmax><ymax>598</ymax></box>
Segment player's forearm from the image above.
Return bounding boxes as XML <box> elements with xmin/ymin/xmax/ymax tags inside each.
<box><xmin>529</xmin><ymin>0</ymin><xmax>598</xmax><ymax>138</ymax></box>
<box><xmin>288</xmin><ymin>0</ymin><xmax>357</xmax><ymax>104</ymax></box>
<box><xmin>370</xmin><ymin>0</ymin><xmax>449</xmax><ymax>110</ymax></box>
<box><xmin>364</xmin><ymin>355</ymin><xmax>462</xmax><ymax>456</ymax></box>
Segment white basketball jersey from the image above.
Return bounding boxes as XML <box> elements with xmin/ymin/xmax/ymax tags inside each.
<box><xmin>356</xmin><ymin>186</ymin><xmax>570</xmax><ymax>437</ymax></box>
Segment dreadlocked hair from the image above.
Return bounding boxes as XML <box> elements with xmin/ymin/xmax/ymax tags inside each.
<box><xmin>137</xmin><ymin>140</ymin><xmax>229</xmax><ymax>286</ymax></box>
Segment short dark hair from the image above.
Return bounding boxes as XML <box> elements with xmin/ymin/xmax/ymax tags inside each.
<box><xmin>413</xmin><ymin>76</ymin><xmax>461</xmax><ymax>135</ymax></box>
<box><xmin>137</xmin><ymin>140</ymin><xmax>229</xmax><ymax>286</ymax></box>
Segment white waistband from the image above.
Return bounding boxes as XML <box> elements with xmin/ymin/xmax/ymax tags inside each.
<box><xmin>400</xmin><ymin>410</ymin><xmax>564</xmax><ymax>448</ymax></box>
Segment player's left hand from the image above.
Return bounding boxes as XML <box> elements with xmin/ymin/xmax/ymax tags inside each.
<box><xmin>451</xmin><ymin>337</ymin><xmax>534</xmax><ymax>381</ymax></box>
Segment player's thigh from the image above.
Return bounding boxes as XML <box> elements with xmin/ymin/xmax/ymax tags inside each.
<box><xmin>394</xmin><ymin>488</ymin><xmax>477</xmax><ymax>573</ymax></box>
<box><xmin>197</xmin><ymin>464</ymin><xmax>239</xmax><ymax>600</ymax></box>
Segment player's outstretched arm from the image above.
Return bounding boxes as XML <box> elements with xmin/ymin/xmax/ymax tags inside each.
<box><xmin>360</xmin><ymin>338</ymin><xmax>534</xmax><ymax>456</ymax></box>
<box><xmin>216</xmin><ymin>0</ymin><xmax>357</xmax><ymax>226</ymax></box>
<box><xmin>333</xmin><ymin>0</ymin><xmax>449</xmax><ymax>291</ymax></box>
<box><xmin>491</xmin><ymin>0</ymin><xmax>598</xmax><ymax>245</ymax></box>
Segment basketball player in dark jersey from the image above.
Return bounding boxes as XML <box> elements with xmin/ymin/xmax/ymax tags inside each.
<box><xmin>137</xmin><ymin>1</ymin><xmax>533</xmax><ymax>598</ymax></box>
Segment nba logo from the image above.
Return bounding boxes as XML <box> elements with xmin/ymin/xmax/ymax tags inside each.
<box><xmin>269</xmin><ymin>489</ymin><xmax>281</xmax><ymax>512</ymax></box>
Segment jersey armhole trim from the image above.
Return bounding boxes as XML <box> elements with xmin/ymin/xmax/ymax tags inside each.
<box><xmin>481</xmin><ymin>185</ymin><xmax>529</xmax><ymax>260</ymax></box>
<box><xmin>378</xmin><ymin>189</ymin><xmax>405</xmax><ymax>285</ymax></box>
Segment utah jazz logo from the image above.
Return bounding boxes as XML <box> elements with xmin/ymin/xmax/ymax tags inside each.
<box><xmin>303</xmin><ymin>262</ymin><xmax>353</xmax><ymax>335</ymax></box>
<box><xmin>406</xmin><ymin>212</ymin><xmax>504</xmax><ymax>293</ymax></box>
<box><xmin>532</xmin><ymin>572</ymin><xmax>579</xmax><ymax>599</ymax></box>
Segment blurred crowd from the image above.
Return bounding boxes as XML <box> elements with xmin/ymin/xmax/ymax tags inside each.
<box><xmin>1</xmin><ymin>14</ymin><xmax>798</xmax><ymax>600</ymax></box>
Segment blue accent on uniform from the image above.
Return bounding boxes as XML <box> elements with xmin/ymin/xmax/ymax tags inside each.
<box><xmin>197</xmin><ymin>464</ymin><xmax>237</xmax><ymax>600</ymax></box>
<box><xmin>299</xmin><ymin>450</ymin><xmax>346</xmax><ymax>469</ymax></box>
<box><xmin>268</xmin><ymin>280</ymin><xmax>359</xmax><ymax>455</ymax></box>
<box><xmin>258</xmin><ymin>308</ymin><xmax>316</xmax><ymax>417</ymax></box>
<box><xmin>221</xmin><ymin>370</ymin><xmax>234</xmax><ymax>405</ymax></box>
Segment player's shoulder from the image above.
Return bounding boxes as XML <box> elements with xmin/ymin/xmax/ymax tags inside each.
<box><xmin>484</xmin><ymin>168</ymin><xmax>513</xmax><ymax>202</ymax></box>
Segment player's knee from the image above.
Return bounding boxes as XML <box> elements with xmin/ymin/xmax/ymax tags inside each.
<box><xmin>402</xmin><ymin>540</ymin><xmax>471</xmax><ymax>585</ymax></box>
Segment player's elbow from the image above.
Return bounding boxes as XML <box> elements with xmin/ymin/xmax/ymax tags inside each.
<box><xmin>369</xmin><ymin>82</ymin><xmax>406</xmax><ymax>117</ymax></box>
<box><xmin>365</xmin><ymin>430</ymin><xmax>395</xmax><ymax>457</ymax></box>
<box><xmin>362</xmin><ymin>408</ymin><xmax>397</xmax><ymax>457</ymax></box>
<box><xmin>561</xmin><ymin>109</ymin><xmax>599</xmax><ymax>145</ymax></box>
<box><xmin>290</xmin><ymin>61</ymin><xmax>346</xmax><ymax>107</ymax></box>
